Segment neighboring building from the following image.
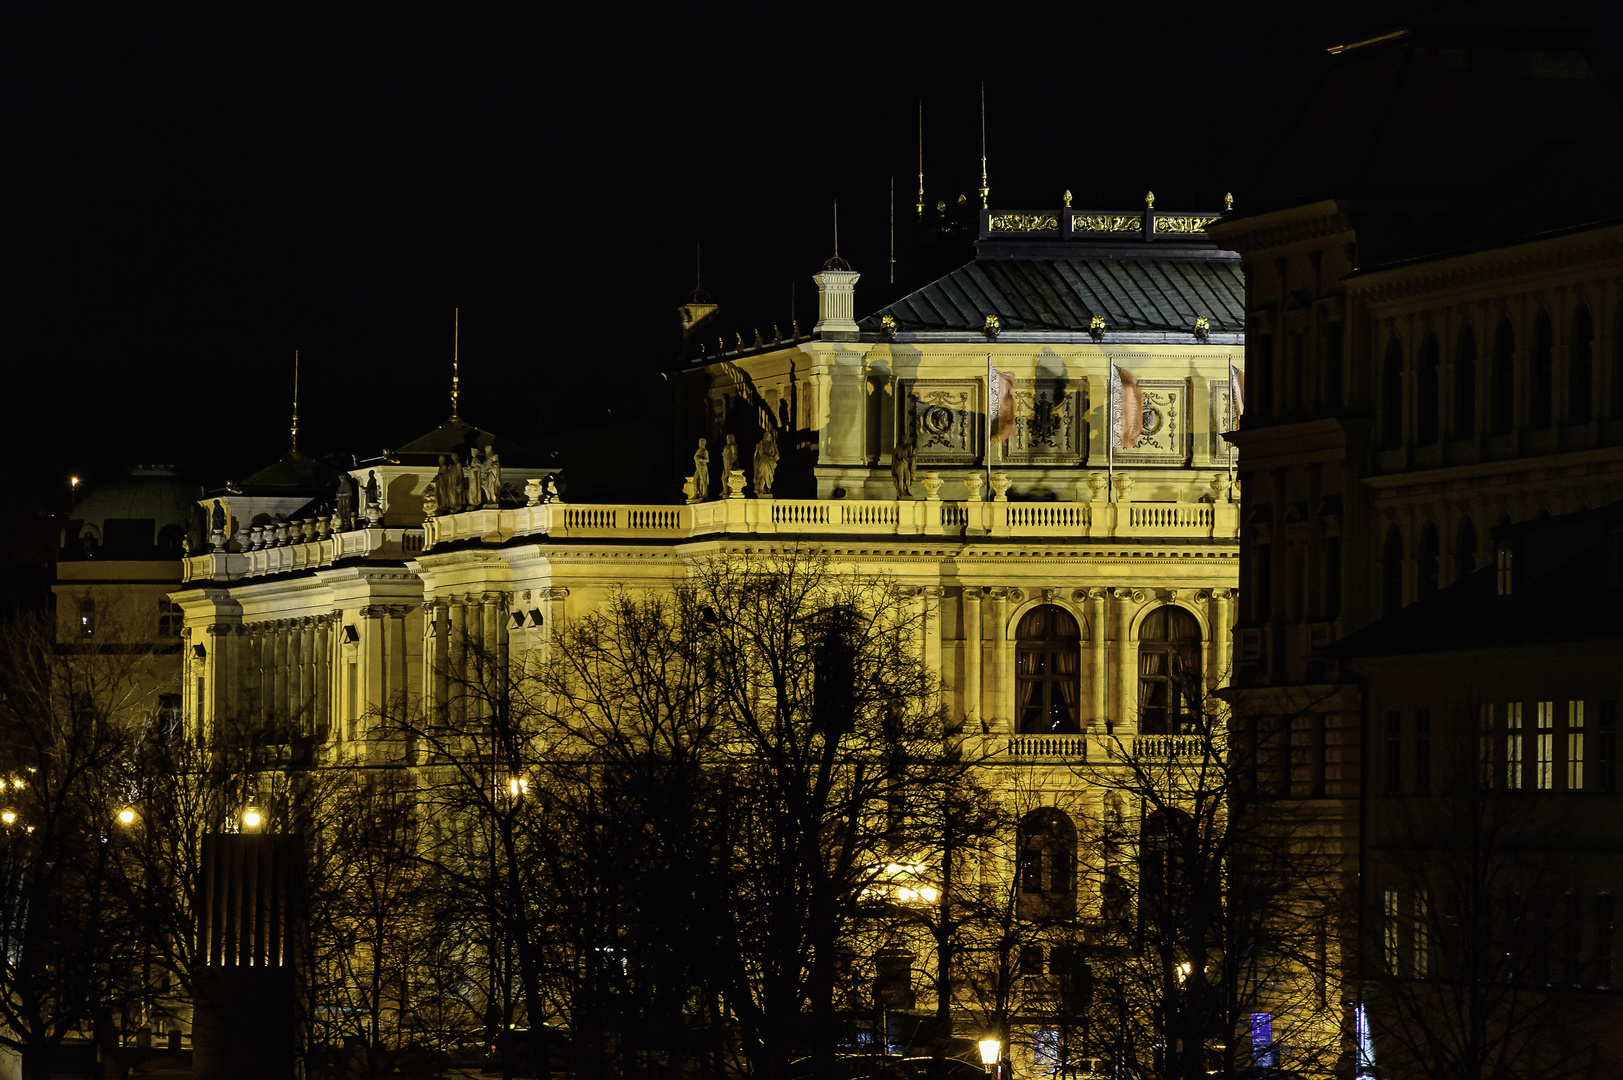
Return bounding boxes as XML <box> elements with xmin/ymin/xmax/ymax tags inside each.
<box><xmin>1207</xmin><ymin>9</ymin><xmax>1623</xmax><ymax>1076</ymax></box>
<box><xmin>1338</xmin><ymin>501</ymin><xmax>1623</xmax><ymax>1076</ymax></box>
<box><xmin>167</xmin><ymin>202</ymin><xmax>1286</xmax><ymax>1069</ymax></box>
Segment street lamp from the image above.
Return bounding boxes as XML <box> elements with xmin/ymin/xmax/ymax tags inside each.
<box><xmin>242</xmin><ymin>806</ymin><xmax>262</xmax><ymax>832</ymax></box>
<box><xmin>118</xmin><ymin>808</ymin><xmax>136</xmax><ymax>825</ymax></box>
<box><xmin>978</xmin><ymin>1037</ymin><xmax>1001</xmax><ymax>1075</ymax></box>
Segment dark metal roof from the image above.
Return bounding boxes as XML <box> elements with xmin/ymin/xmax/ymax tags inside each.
<box><xmin>861</xmin><ymin>257</ymin><xmax>1245</xmax><ymax>335</ymax></box>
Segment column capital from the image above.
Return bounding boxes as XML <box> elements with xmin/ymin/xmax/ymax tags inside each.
<box><xmin>963</xmin><ymin>587</ymin><xmax>984</xmax><ymax>603</ymax></box>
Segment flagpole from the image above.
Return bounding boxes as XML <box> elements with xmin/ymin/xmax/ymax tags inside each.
<box><xmin>986</xmin><ymin>355</ymin><xmax>994</xmax><ymax>495</ymax></box>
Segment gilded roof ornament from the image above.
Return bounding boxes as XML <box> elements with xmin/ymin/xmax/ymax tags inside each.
<box><xmin>983</xmin><ymin>314</ymin><xmax>1001</xmax><ymax>339</ymax></box>
<box><xmin>1193</xmin><ymin>316</ymin><xmax>1211</xmax><ymax>341</ymax></box>
<box><xmin>880</xmin><ymin>314</ymin><xmax>898</xmax><ymax>339</ymax></box>
<box><xmin>1224</xmin><ymin>192</ymin><xmax>1234</xmax><ymax>210</ymax></box>
<box><xmin>1089</xmin><ymin>315</ymin><xmax>1107</xmax><ymax>341</ymax></box>
<box><xmin>1144</xmin><ymin>191</ymin><xmax>1155</xmax><ymax>209</ymax></box>
<box><xmin>1062</xmin><ymin>189</ymin><xmax>1072</xmax><ymax>207</ymax></box>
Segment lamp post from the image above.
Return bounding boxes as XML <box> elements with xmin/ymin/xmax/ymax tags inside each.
<box><xmin>978</xmin><ymin>1037</ymin><xmax>1001</xmax><ymax>1077</ymax></box>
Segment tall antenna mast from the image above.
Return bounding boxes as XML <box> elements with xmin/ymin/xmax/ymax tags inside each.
<box><xmin>290</xmin><ymin>350</ymin><xmax>300</xmax><ymax>453</ymax></box>
<box><xmin>450</xmin><ymin>308</ymin><xmax>461</xmax><ymax>421</ymax></box>
<box><xmin>917</xmin><ymin>100</ymin><xmax>925</xmax><ymax>218</ymax></box>
<box><xmin>833</xmin><ymin>199</ymin><xmax>839</xmax><ymax>258</ymax></box>
<box><xmin>889</xmin><ymin>176</ymin><xmax>895</xmax><ymax>284</ymax></box>
<box><xmin>695</xmin><ymin>241</ymin><xmax>702</xmax><ymax>295</ymax></box>
<box><xmin>979</xmin><ymin>83</ymin><xmax>990</xmax><ymax>209</ymax></box>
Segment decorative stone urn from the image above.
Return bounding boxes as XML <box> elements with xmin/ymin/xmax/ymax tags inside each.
<box><xmin>990</xmin><ymin>472</ymin><xmax>1012</xmax><ymax>502</ymax></box>
<box><xmin>1112</xmin><ymin>474</ymin><xmax>1135</xmax><ymax>502</ymax></box>
<box><xmin>524</xmin><ymin>478</ymin><xmax>542</xmax><ymax>507</ymax></box>
<box><xmin>726</xmin><ymin>469</ymin><xmax>747</xmax><ymax>499</ymax></box>
<box><xmin>921</xmin><ymin>472</ymin><xmax>944</xmax><ymax>500</ymax></box>
<box><xmin>965</xmin><ymin>472</ymin><xmax>985</xmax><ymax>502</ymax></box>
<box><xmin>1086</xmin><ymin>473</ymin><xmax>1108</xmax><ymax>502</ymax></box>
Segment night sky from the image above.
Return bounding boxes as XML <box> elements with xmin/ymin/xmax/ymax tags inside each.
<box><xmin>11</xmin><ymin>2</ymin><xmax>1619</xmax><ymax>591</ymax></box>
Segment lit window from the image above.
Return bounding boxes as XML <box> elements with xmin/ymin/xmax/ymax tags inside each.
<box><xmin>1568</xmin><ymin>701</ymin><xmax>1585</xmax><ymax>790</ymax></box>
<box><xmin>1506</xmin><ymin>703</ymin><xmax>1523</xmax><ymax>790</ymax></box>
<box><xmin>1384</xmin><ymin>889</ymin><xmax>1401</xmax><ymax>975</ymax></box>
<box><xmin>1414</xmin><ymin>891</ymin><xmax>1429</xmax><ymax>978</ymax></box>
<box><xmin>79</xmin><ymin>598</ymin><xmax>95</xmax><ymax>638</ymax></box>
<box><xmin>1536</xmin><ymin>701</ymin><xmax>1554</xmax><ymax>790</ymax></box>
<box><xmin>1016</xmin><ymin>605</ymin><xmax>1081</xmax><ymax>734</ymax></box>
<box><xmin>1250</xmin><ymin>1013</ymin><xmax>1277</xmax><ymax>1068</ymax></box>
<box><xmin>1033</xmin><ymin>1030</ymin><xmax>1059</xmax><ymax>1068</ymax></box>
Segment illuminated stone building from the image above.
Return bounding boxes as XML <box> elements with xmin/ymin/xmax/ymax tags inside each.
<box><xmin>160</xmin><ymin>199</ymin><xmax>1266</xmax><ymax>1068</ymax></box>
<box><xmin>1208</xmin><ymin>11</ymin><xmax>1623</xmax><ymax>1075</ymax></box>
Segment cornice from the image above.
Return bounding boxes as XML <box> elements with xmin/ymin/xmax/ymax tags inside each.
<box><xmin>1360</xmin><ymin>444</ymin><xmax>1623</xmax><ymax>491</ymax></box>
<box><xmin>1349</xmin><ymin>222</ymin><xmax>1623</xmax><ymax>310</ymax></box>
<box><xmin>1206</xmin><ymin>200</ymin><xmax>1353</xmax><ymax>256</ymax></box>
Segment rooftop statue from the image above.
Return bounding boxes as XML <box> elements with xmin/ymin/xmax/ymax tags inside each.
<box><xmin>721</xmin><ymin>434</ymin><xmax>738</xmax><ymax>480</ymax></box>
<box><xmin>753</xmin><ymin>429</ymin><xmax>779</xmax><ymax>496</ymax></box>
<box><xmin>465</xmin><ymin>448</ymin><xmax>483</xmax><ymax>508</ymax></box>
<box><xmin>692</xmin><ymin>438</ymin><xmax>711</xmax><ymax>502</ymax></box>
<box><xmin>891</xmin><ymin>441</ymin><xmax>916</xmax><ymax>499</ymax></box>
<box><xmin>481</xmin><ymin>448</ymin><xmax>501</xmax><ymax>506</ymax></box>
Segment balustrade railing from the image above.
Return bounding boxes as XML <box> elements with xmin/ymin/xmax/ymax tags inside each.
<box><xmin>412</xmin><ymin>485</ymin><xmax>1238</xmax><ymax>551</ymax></box>
<box><xmin>1004</xmin><ymin>734</ymin><xmax>1089</xmax><ymax>760</ymax></box>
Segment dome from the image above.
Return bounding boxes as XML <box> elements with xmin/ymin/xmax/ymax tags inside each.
<box><xmin>64</xmin><ymin>466</ymin><xmax>206</xmax><ymax>560</ymax></box>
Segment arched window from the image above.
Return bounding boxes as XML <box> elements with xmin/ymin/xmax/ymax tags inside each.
<box><xmin>1454</xmin><ymin>324</ymin><xmax>1477</xmax><ymax>439</ymax></box>
<box><xmin>1417</xmin><ymin>333</ymin><xmax>1440</xmax><ymax>445</ymax></box>
<box><xmin>1016</xmin><ymin>605</ymin><xmax>1080</xmax><ymax>734</ymax></box>
<box><xmin>1419</xmin><ymin>522</ymin><xmax>1440</xmax><ymax>598</ymax></box>
<box><xmin>1530</xmin><ymin>311</ymin><xmax>1553</xmax><ymax>429</ymax></box>
<box><xmin>1490</xmin><ymin>318</ymin><xmax>1516</xmax><ymax>435</ymax></box>
<box><xmin>1455</xmin><ymin>517</ymin><xmax>1477</xmax><ymax>582</ymax></box>
<box><xmin>1140</xmin><ymin>809</ymin><xmax>1192</xmax><ymax>931</ymax></box>
<box><xmin>1019</xmin><ymin>807</ymin><xmax>1077</xmax><ymax>919</ymax></box>
<box><xmin>1138</xmin><ymin>606</ymin><xmax>1202</xmax><ymax>735</ymax></box>
<box><xmin>1570</xmin><ymin>305</ymin><xmax>1594</xmax><ymax>424</ymax></box>
<box><xmin>1380</xmin><ymin>338</ymin><xmax>1405</xmax><ymax>451</ymax></box>
<box><xmin>1383</xmin><ymin>528</ymin><xmax>1405</xmax><ymax>616</ymax></box>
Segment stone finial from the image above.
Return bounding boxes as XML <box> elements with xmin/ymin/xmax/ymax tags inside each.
<box><xmin>1062</xmin><ymin>189</ymin><xmax>1072</xmax><ymax>207</ymax></box>
<box><xmin>1224</xmin><ymin>192</ymin><xmax>1234</xmax><ymax>210</ymax></box>
<box><xmin>524</xmin><ymin>478</ymin><xmax>542</xmax><ymax>507</ymax></box>
<box><xmin>1144</xmin><ymin>191</ymin><xmax>1155</xmax><ymax>209</ymax></box>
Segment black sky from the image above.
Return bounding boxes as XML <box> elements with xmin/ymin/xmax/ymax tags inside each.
<box><xmin>13</xmin><ymin>2</ymin><xmax>1617</xmax><ymax>500</ymax></box>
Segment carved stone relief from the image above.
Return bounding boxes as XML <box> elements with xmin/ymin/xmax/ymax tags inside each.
<box><xmin>898</xmin><ymin>379</ymin><xmax>977</xmax><ymax>465</ymax></box>
<box><xmin>1111</xmin><ymin>378</ymin><xmax>1190</xmax><ymax>466</ymax></box>
<box><xmin>1004</xmin><ymin>378</ymin><xmax>1085</xmax><ymax>465</ymax></box>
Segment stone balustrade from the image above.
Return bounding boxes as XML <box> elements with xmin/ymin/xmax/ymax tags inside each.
<box><xmin>183</xmin><ymin>526</ymin><xmax>425</xmax><ymax>583</ymax></box>
<box><xmin>978</xmin><ymin>730</ymin><xmax>1216</xmax><ymax>765</ymax></box>
<box><xmin>421</xmin><ymin>489</ymin><xmax>1239</xmax><ymax>551</ymax></box>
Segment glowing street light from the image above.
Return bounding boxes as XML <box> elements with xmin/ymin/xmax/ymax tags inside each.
<box><xmin>118</xmin><ymin>808</ymin><xmax>136</xmax><ymax>825</ymax></box>
<box><xmin>978</xmin><ymin>1037</ymin><xmax>1001</xmax><ymax>1074</ymax></box>
<box><xmin>0</xmin><ymin>810</ymin><xmax>14</xmax><ymax>826</ymax></box>
<box><xmin>242</xmin><ymin>806</ymin><xmax>263</xmax><ymax>832</ymax></box>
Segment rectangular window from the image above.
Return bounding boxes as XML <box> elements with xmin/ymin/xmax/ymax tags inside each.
<box><xmin>1414</xmin><ymin>891</ymin><xmax>1430</xmax><ymax>978</ymax></box>
<box><xmin>1536</xmin><ymin>701</ymin><xmax>1554</xmax><ymax>790</ymax></box>
<box><xmin>157</xmin><ymin>599</ymin><xmax>184</xmax><ymax>637</ymax></box>
<box><xmin>1496</xmin><ymin>545</ymin><xmax>1514</xmax><ymax>595</ymax></box>
<box><xmin>1598</xmin><ymin>702</ymin><xmax>1617</xmax><ymax>792</ymax></box>
<box><xmin>1506</xmin><ymin>702</ymin><xmax>1523</xmax><ymax>790</ymax></box>
<box><xmin>1414</xmin><ymin>707</ymin><xmax>1432</xmax><ymax>795</ymax></box>
<box><xmin>194</xmin><ymin>677</ymin><xmax>206</xmax><ymax>746</ymax></box>
<box><xmin>1020</xmin><ymin>946</ymin><xmax>1045</xmax><ymax>977</ymax></box>
<box><xmin>1479</xmin><ymin>704</ymin><xmax>1496</xmax><ymax>790</ymax></box>
<box><xmin>1033</xmin><ymin>1030</ymin><xmax>1059</xmax><ymax>1068</ymax></box>
<box><xmin>1250</xmin><ymin>1013</ymin><xmax>1277</xmax><ymax>1068</ymax></box>
<box><xmin>1385</xmin><ymin>709</ymin><xmax>1402</xmax><ymax>795</ymax></box>
<box><xmin>1568</xmin><ymin>700</ymin><xmax>1585</xmax><ymax>790</ymax></box>
<box><xmin>1384</xmin><ymin>888</ymin><xmax>1401</xmax><ymax>975</ymax></box>
<box><xmin>1600</xmin><ymin>892</ymin><xmax>1616</xmax><ymax>989</ymax></box>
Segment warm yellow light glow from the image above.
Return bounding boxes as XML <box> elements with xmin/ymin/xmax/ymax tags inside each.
<box><xmin>243</xmin><ymin>808</ymin><xmax>262</xmax><ymax>829</ymax></box>
<box><xmin>70</xmin><ymin>476</ymin><xmax>80</xmax><ymax>488</ymax></box>
<box><xmin>508</xmin><ymin>776</ymin><xmax>528</xmax><ymax>798</ymax></box>
<box><xmin>118</xmin><ymin>808</ymin><xmax>136</xmax><ymax>825</ymax></box>
<box><xmin>896</xmin><ymin>887</ymin><xmax>917</xmax><ymax>902</ymax></box>
<box><xmin>1177</xmin><ymin>961</ymin><xmax>1192</xmax><ymax>983</ymax></box>
<box><xmin>919</xmin><ymin>887</ymin><xmax>939</xmax><ymax>903</ymax></box>
<box><xmin>978</xmin><ymin>1038</ymin><xmax>1001</xmax><ymax>1066</ymax></box>
<box><xmin>1</xmin><ymin>811</ymin><xmax>13</xmax><ymax>826</ymax></box>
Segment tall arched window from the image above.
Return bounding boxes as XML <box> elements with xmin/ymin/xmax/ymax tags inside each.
<box><xmin>1491</xmin><ymin>318</ymin><xmax>1516</xmax><ymax>435</ymax></box>
<box><xmin>1455</xmin><ymin>517</ymin><xmax>1477</xmax><ymax>583</ymax></box>
<box><xmin>1530</xmin><ymin>311</ymin><xmax>1553</xmax><ymax>429</ymax></box>
<box><xmin>1419</xmin><ymin>522</ymin><xmax>1440</xmax><ymax>598</ymax></box>
<box><xmin>1140</xmin><ymin>809</ymin><xmax>1192</xmax><ymax>932</ymax></box>
<box><xmin>1383</xmin><ymin>527</ymin><xmax>1405</xmax><ymax>616</ymax></box>
<box><xmin>1138</xmin><ymin>606</ymin><xmax>1202</xmax><ymax>735</ymax></box>
<box><xmin>1454</xmin><ymin>324</ymin><xmax>1477</xmax><ymax>439</ymax></box>
<box><xmin>1019</xmin><ymin>808</ymin><xmax>1077</xmax><ymax>920</ymax></box>
<box><xmin>1570</xmin><ymin>305</ymin><xmax>1594</xmax><ymax>424</ymax></box>
<box><xmin>1016</xmin><ymin>605</ymin><xmax>1080</xmax><ymax>734</ymax></box>
<box><xmin>1417</xmin><ymin>333</ymin><xmax>1440</xmax><ymax>445</ymax></box>
<box><xmin>1380</xmin><ymin>338</ymin><xmax>1405</xmax><ymax>451</ymax></box>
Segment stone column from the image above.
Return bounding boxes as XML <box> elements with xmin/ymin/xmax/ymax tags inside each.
<box><xmin>449</xmin><ymin>597</ymin><xmax>467</xmax><ymax>724</ymax></box>
<box><xmin>271</xmin><ymin>622</ymin><xmax>288</xmax><ymax>732</ymax></box>
<box><xmin>361</xmin><ymin>606</ymin><xmax>385</xmax><ymax>728</ymax></box>
<box><xmin>298</xmin><ymin>619</ymin><xmax>315</xmax><ymax>735</ymax></box>
<box><xmin>423</xmin><ymin>601</ymin><xmax>449</xmax><ymax>722</ymax></box>
<box><xmin>921</xmin><ymin>587</ymin><xmax>943</xmax><ymax>723</ymax></box>
<box><xmin>962</xmin><ymin>588</ymin><xmax>983</xmax><ymax>732</ymax></box>
<box><xmin>1086</xmin><ymin>588</ymin><xmax>1108</xmax><ymax>732</ymax></box>
<box><xmin>387</xmin><ymin>606</ymin><xmax>409</xmax><ymax>714</ymax></box>
<box><xmin>987</xmin><ymin>588</ymin><xmax>1009</xmax><ymax>732</ymax></box>
<box><xmin>1113</xmin><ymin>589</ymin><xmax>1138</xmax><ymax>735</ymax></box>
<box><xmin>315</xmin><ymin>616</ymin><xmax>332</xmax><ymax>738</ymax></box>
<box><xmin>1210</xmin><ymin>589</ymin><xmax>1233</xmax><ymax>693</ymax></box>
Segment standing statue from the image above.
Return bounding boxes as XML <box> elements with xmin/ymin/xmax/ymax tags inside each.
<box><xmin>692</xmin><ymin>438</ymin><xmax>711</xmax><ymax>501</ymax></box>
<box><xmin>891</xmin><ymin>441</ymin><xmax>916</xmax><ymax>499</ymax></box>
<box><xmin>364</xmin><ymin>470</ymin><xmax>381</xmax><ymax>509</ymax></box>
<box><xmin>443</xmin><ymin>454</ymin><xmax>465</xmax><ymax>512</ymax></box>
<box><xmin>542</xmin><ymin>473</ymin><xmax>560</xmax><ymax>504</ymax></box>
<box><xmin>721</xmin><ymin>434</ymin><xmax>738</xmax><ymax>479</ymax></box>
<box><xmin>211</xmin><ymin>500</ymin><xmax>226</xmax><ymax>533</ymax></box>
<box><xmin>466</xmin><ymin>448</ymin><xmax>484</xmax><ymax>508</ymax></box>
<box><xmin>753</xmin><ymin>429</ymin><xmax>780</xmax><ymax>496</ymax></box>
<box><xmin>335</xmin><ymin>475</ymin><xmax>354</xmax><ymax>529</ymax></box>
<box><xmin>481</xmin><ymin>448</ymin><xmax>502</xmax><ymax>505</ymax></box>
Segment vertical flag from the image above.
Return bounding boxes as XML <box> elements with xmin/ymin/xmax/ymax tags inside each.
<box><xmin>1228</xmin><ymin>360</ymin><xmax>1246</xmax><ymax>426</ymax></box>
<box><xmin>1110</xmin><ymin>363</ymin><xmax>1143</xmax><ymax>448</ymax></box>
<box><xmin>988</xmin><ymin>359</ymin><xmax>1016</xmax><ymax>443</ymax></box>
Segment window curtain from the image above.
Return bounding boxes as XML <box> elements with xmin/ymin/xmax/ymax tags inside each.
<box><xmin>1055</xmin><ymin>647</ymin><xmax>1079</xmax><ymax>727</ymax></box>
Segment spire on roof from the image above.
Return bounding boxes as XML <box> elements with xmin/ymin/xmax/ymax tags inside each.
<box><xmin>450</xmin><ymin>308</ymin><xmax>461</xmax><ymax>422</ymax></box>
